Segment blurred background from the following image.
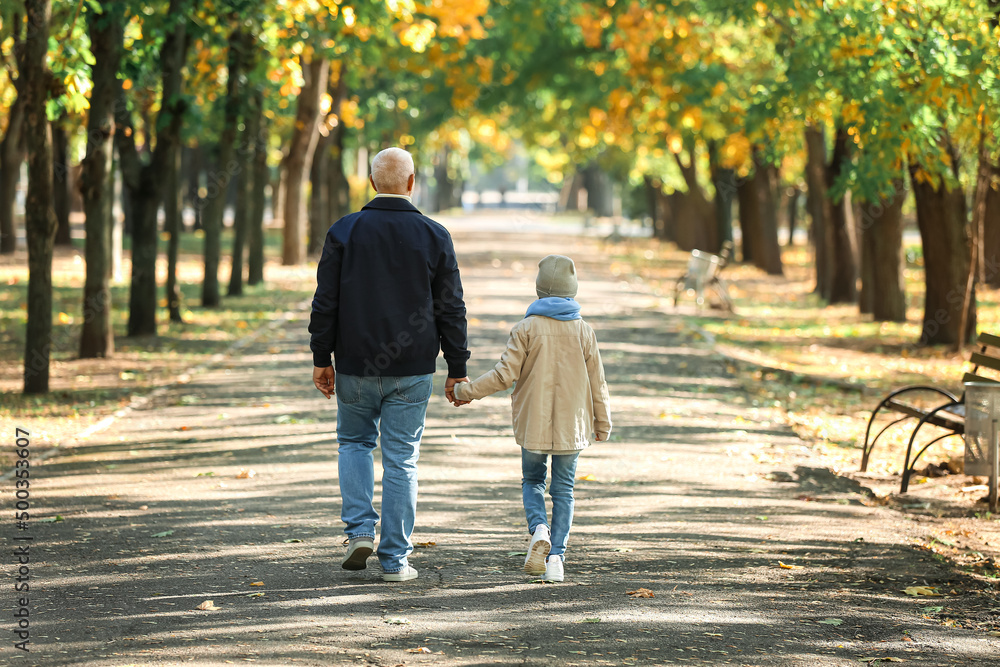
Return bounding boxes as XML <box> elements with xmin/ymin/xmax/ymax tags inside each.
<box><xmin>1</xmin><ymin>0</ymin><xmax>999</xmax><ymax>404</ymax></box>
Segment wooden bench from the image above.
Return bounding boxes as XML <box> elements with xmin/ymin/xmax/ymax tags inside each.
<box><xmin>672</xmin><ymin>241</ymin><xmax>735</xmax><ymax>312</ymax></box>
<box><xmin>859</xmin><ymin>332</ymin><xmax>1000</xmax><ymax>493</ymax></box>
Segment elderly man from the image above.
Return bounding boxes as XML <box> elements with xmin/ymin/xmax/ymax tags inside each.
<box><xmin>309</xmin><ymin>147</ymin><xmax>470</xmax><ymax>582</ymax></box>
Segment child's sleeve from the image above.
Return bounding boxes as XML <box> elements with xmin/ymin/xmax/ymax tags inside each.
<box><xmin>454</xmin><ymin>325</ymin><xmax>529</xmax><ymax>401</ymax></box>
<box><xmin>585</xmin><ymin>328</ymin><xmax>612</xmax><ymax>441</ymax></box>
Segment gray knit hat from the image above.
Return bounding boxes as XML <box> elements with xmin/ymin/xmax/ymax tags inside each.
<box><xmin>536</xmin><ymin>254</ymin><xmax>578</xmax><ymax>298</ymax></box>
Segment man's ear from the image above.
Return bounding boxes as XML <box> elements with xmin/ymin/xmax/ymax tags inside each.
<box><xmin>407</xmin><ymin>173</ymin><xmax>415</xmax><ymax>194</ymax></box>
<box><xmin>369</xmin><ymin>175</ymin><xmax>378</xmax><ymax>192</ymax></box>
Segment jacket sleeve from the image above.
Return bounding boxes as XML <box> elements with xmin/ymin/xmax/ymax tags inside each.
<box><xmin>432</xmin><ymin>233</ymin><xmax>471</xmax><ymax>378</ymax></box>
<box><xmin>454</xmin><ymin>324</ymin><xmax>529</xmax><ymax>401</ymax></box>
<box><xmin>585</xmin><ymin>327</ymin><xmax>612</xmax><ymax>441</ymax></box>
<box><xmin>308</xmin><ymin>230</ymin><xmax>343</xmax><ymax>368</ymax></box>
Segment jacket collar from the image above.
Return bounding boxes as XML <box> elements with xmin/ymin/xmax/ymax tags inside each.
<box><xmin>361</xmin><ymin>197</ymin><xmax>422</xmax><ymax>214</ymax></box>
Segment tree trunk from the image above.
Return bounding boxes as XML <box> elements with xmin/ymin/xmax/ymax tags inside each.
<box><xmin>247</xmin><ymin>90</ymin><xmax>268</xmax><ymax>287</ymax></box>
<box><xmin>22</xmin><ymin>0</ymin><xmax>58</xmax><ymax>394</ymax></box>
<box><xmin>115</xmin><ymin>0</ymin><xmax>188</xmax><ymax>337</ymax></box>
<box><xmin>708</xmin><ymin>140</ymin><xmax>735</xmax><ymax>248</ymax></box>
<box><xmin>659</xmin><ymin>191</ymin><xmax>680</xmax><ymax>242</ymax></box>
<box><xmin>164</xmin><ymin>141</ymin><xmax>183</xmax><ymax>321</ymax></box>
<box><xmin>857</xmin><ymin>180</ymin><xmax>907</xmax><ymax>321</ymax></box>
<box><xmin>911</xmin><ymin>160</ymin><xmax>975</xmax><ymax>346</ymax></box>
<box><xmin>982</xmin><ymin>160</ymin><xmax>1000</xmax><ymax>287</ymax></box>
<box><xmin>560</xmin><ymin>170</ymin><xmax>584</xmax><ymax>211</ymax></box>
<box><xmin>52</xmin><ymin>118</ymin><xmax>72</xmax><ymax>246</ymax></box>
<box><xmin>433</xmin><ymin>145</ymin><xmax>454</xmax><ymax>213</ymax></box>
<box><xmin>328</xmin><ymin>120</ymin><xmax>350</xmax><ymax>222</ymax></box>
<box><xmin>203</xmin><ymin>28</ymin><xmax>247</xmax><ymax>306</ymax></box>
<box><xmin>736</xmin><ymin>176</ymin><xmax>759</xmax><ymax>264</ymax></box>
<box><xmin>671</xmin><ymin>151</ymin><xmax>713</xmax><ymax>251</ymax></box>
<box><xmin>753</xmin><ymin>158</ymin><xmax>784</xmax><ymax>275</ymax></box>
<box><xmin>282</xmin><ymin>55</ymin><xmax>328</xmax><ymax>265</ymax></box>
<box><xmin>307</xmin><ymin>132</ymin><xmax>330</xmax><ymax>257</ymax></box>
<box><xmin>785</xmin><ymin>186</ymin><xmax>801</xmax><ymax>246</ymax></box>
<box><xmin>582</xmin><ymin>162</ymin><xmax>614</xmax><ymax>217</ymax></box>
<box><xmin>79</xmin><ymin>1</ymin><xmax>123</xmax><ymax>358</ymax></box>
<box><xmin>229</xmin><ymin>83</ymin><xmax>261</xmax><ymax>297</ymax></box>
<box><xmin>0</xmin><ymin>94</ymin><xmax>25</xmax><ymax>255</ymax></box>
<box><xmin>184</xmin><ymin>143</ymin><xmax>201</xmax><ymax>224</ymax></box>
<box><xmin>805</xmin><ymin>125</ymin><xmax>834</xmax><ymax>299</ymax></box>
<box><xmin>826</xmin><ymin>127</ymin><xmax>858</xmax><ymax>303</ymax></box>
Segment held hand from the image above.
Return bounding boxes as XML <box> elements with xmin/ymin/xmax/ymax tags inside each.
<box><xmin>594</xmin><ymin>434</ymin><xmax>602</xmax><ymax>442</ymax></box>
<box><xmin>313</xmin><ymin>366</ymin><xmax>335</xmax><ymax>399</ymax></box>
<box><xmin>445</xmin><ymin>376</ymin><xmax>471</xmax><ymax>407</ymax></box>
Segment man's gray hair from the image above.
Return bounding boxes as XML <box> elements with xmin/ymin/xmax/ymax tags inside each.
<box><xmin>370</xmin><ymin>147</ymin><xmax>415</xmax><ymax>192</ymax></box>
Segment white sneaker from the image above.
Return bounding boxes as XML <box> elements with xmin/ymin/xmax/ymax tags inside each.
<box><xmin>544</xmin><ymin>555</ymin><xmax>564</xmax><ymax>582</ymax></box>
<box><xmin>524</xmin><ymin>525</ymin><xmax>551</xmax><ymax>575</ymax></box>
<box><xmin>341</xmin><ymin>537</ymin><xmax>374</xmax><ymax>570</ymax></box>
<box><xmin>382</xmin><ymin>565</ymin><xmax>418</xmax><ymax>582</ymax></box>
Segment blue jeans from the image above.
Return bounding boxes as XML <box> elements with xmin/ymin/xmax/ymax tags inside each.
<box><xmin>521</xmin><ymin>449</ymin><xmax>581</xmax><ymax>558</ymax></box>
<box><xmin>336</xmin><ymin>373</ymin><xmax>433</xmax><ymax>573</ymax></box>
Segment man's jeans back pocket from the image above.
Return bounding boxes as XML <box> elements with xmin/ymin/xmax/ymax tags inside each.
<box><xmin>394</xmin><ymin>374</ymin><xmax>433</xmax><ymax>404</ymax></box>
<box><xmin>335</xmin><ymin>374</ymin><xmax>364</xmax><ymax>405</ymax></box>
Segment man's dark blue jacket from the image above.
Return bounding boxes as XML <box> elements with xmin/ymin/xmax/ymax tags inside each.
<box><xmin>309</xmin><ymin>196</ymin><xmax>470</xmax><ymax>378</ymax></box>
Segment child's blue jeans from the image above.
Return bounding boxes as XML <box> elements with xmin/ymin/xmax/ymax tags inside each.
<box><xmin>521</xmin><ymin>449</ymin><xmax>581</xmax><ymax>558</ymax></box>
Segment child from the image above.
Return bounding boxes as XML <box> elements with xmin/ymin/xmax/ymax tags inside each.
<box><xmin>453</xmin><ymin>254</ymin><xmax>612</xmax><ymax>582</ymax></box>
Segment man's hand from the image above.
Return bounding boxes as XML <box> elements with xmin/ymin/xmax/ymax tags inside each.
<box><xmin>445</xmin><ymin>376</ymin><xmax>470</xmax><ymax>406</ymax></box>
<box><xmin>313</xmin><ymin>366</ymin><xmax>335</xmax><ymax>399</ymax></box>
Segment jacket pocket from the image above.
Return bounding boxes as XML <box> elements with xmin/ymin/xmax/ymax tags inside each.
<box><xmin>394</xmin><ymin>374</ymin><xmax>433</xmax><ymax>404</ymax></box>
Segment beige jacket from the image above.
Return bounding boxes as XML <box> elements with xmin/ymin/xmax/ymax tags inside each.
<box><xmin>454</xmin><ymin>315</ymin><xmax>612</xmax><ymax>452</ymax></box>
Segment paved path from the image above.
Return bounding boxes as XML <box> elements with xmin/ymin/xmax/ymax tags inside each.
<box><xmin>9</xmin><ymin>230</ymin><xmax>999</xmax><ymax>666</ymax></box>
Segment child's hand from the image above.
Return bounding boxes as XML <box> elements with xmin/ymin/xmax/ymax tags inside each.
<box><xmin>445</xmin><ymin>377</ymin><xmax>470</xmax><ymax>406</ymax></box>
<box><xmin>594</xmin><ymin>434</ymin><xmax>602</xmax><ymax>442</ymax></box>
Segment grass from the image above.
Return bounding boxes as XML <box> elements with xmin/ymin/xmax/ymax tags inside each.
<box><xmin>0</xmin><ymin>226</ymin><xmax>315</xmax><ymax>449</ymax></box>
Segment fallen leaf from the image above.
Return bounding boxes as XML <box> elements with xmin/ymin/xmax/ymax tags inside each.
<box><xmin>903</xmin><ymin>586</ymin><xmax>942</xmax><ymax>597</ymax></box>
<box><xmin>196</xmin><ymin>600</ymin><xmax>217</xmax><ymax>611</ymax></box>
<box><xmin>778</xmin><ymin>561</ymin><xmax>803</xmax><ymax>570</ymax></box>
<box><xmin>582</xmin><ymin>618</ymin><xmax>601</xmax><ymax>623</ymax></box>
<box><xmin>920</xmin><ymin>606</ymin><xmax>944</xmax><ymax>613</ymax></box>
<box><xmin>283</xmin><ymin>538</ymin><xmax>303</xmax><ymax>543</ymax></box>
<box><xmin>415</xmin><ymin>542</ymin><xmax>436</xmax><ymax>548</ymax></box>
<box><xmin>406</xmin><ymin>647</ymin><xmax>432</xmax><ymax>654</ymax></box>
<box><xmin>818</xmin><ymin>618</ymin><xmax>843</xmax><ymax>626</ymax></box>
<box><xmin>577</xmin><ymin>474</ymin><xmax>597</xmax><ymax>481</ymax></box>
<box><xmin>613</xmin><ymin>548</ymin><xmax>633</xmax><ymax>553</ymax></box>
<box><xmin>38</xmin><ymin>516</ymin><xmax>63</xmax><ymax>523</ymax></box>
<box><xmin>247</xmin><ymin>592</ymin><xmax>264</xmax><ymax>598</ymax></box>
<box><xmin>756</xmin><ymin>515</ymin><xmax>769</xmax><ymax>521</ymax></box>
<box><xmin>385</xmin><ymin>617</ymin><xmax>411</xmax><ymax>624</ymax></box>
<box><xmin>250</xmin><ymin>581</ymin><xmax>264</xmax><ymax>586</ymax></box>
<box><xmin>508</xmin><ymin>551</ymin><xmax>527</xmax><ymax>556</ymax></box>
<box><xmin>151</xmin><ymin>530</ymin><xmax>174</xmax><ymax>538</ymax></box>
<box><xmin>627</xmin><ymin>588</ymin><xmax>655</xmax><ymax>598</ymax></box>
<box><xmin>196</xmin><ymin>472</ymin><xmax>215</xmax><ymax>477</ymax></box>
<box><xmin>236</xmin><ymin>468</ymin><xmax>256</xmax><ymax>479</ymax></box>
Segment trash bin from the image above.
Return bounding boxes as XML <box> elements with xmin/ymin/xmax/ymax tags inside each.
<box><xmin>963</xmin><ymin>382</ymin><xmax>1000</xmax><ymax>512</ymax></box>
<box><xmin>684</xmin><ymin>250</ymin><xmax>721</xmax><ymax>307</ymax></box>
